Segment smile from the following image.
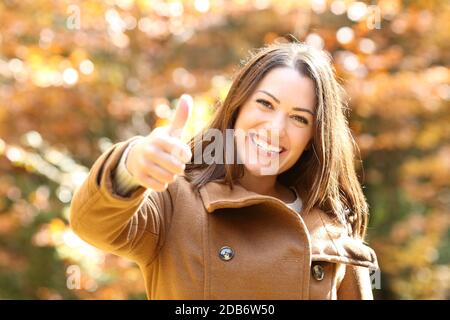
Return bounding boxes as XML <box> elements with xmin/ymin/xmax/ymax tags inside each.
<box><xmin>248</xmin><ymin>132</ymin><xmax>286</xmax><ymax>155</ymax></box>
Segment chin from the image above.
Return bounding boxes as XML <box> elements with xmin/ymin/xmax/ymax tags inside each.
<box><xmin>242</xmin><ymin>162</ymin><xmax>281</xmax><ymax>176</ymax></box>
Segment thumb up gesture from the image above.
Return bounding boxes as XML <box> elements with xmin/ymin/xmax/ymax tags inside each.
<box><xmin>126</xmin><ymin>94</ymin><xmax>193</xmax><ymax>191</ymax></box>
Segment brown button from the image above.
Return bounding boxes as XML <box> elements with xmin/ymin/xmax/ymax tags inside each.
<box><xmin>312</xmin><ymin>264</ymin><xmax>325</xmax><ymax>281</ymax></box>
<box><xmin>219</xmin><ymin>246</ymin><xmax>234</xmax><ymax>261</ymax></box>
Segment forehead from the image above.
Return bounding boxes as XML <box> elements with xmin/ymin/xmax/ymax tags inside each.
<box><xmin>254</xmin><ymin>67</ymin><xmax>316</xmax><ymax>110</ymax></box>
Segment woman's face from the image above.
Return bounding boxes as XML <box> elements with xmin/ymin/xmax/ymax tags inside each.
<box><xmin>234</xmin><ymin>67</ymin><xmax>316</xmax><ymax>176</ymax></box>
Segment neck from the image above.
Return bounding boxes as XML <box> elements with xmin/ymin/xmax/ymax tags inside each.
<box><xmin>238</xmin><ymin>170</ymin><xmax>281</xmax><ymax>198</ymax></box>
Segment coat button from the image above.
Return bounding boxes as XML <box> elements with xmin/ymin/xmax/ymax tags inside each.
<box><xmin>312</xmin><ymin>263</ymin><xmax>325</xmax><ymax>281</ymax></box>
<box><xmin>219</xmin><ymin>246</ymin><xmax>234</xmax><ymax>261</ymax></box>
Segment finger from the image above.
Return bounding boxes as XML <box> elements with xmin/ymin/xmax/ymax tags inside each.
<box><xmin>168</xmin><ymin>94</ymin><xmax>193</xmax><ymax>138</ymax></box>
<box><xmin>152</xmin><ymin>135</ymin><xmax>192</xmax><ymax>163</ymax></box>
<box><xmin>137</xmin><ymin>174</ymin><xmax>167</xmax><ymax>192</ymax></box>
<box><xmin>142</xmin><ymin>160</ymin><xmax>176</xmax><ymax>184</ymax></box>
<box><xmin>144</xmin><ymin>145</ymin><xmax>185</xmax><ymax>175</ymax></box>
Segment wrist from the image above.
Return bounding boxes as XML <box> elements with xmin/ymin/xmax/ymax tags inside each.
<box><xmin>115</xmin><ymin>140</ymin><xmax>142</xmax><ymax>189</ymax></box>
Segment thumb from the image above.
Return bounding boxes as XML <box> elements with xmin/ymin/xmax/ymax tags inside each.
<box><xmin>168</xmin><ymin>94</ymin><xmax>193</xmax><ymax>137</ymax></box>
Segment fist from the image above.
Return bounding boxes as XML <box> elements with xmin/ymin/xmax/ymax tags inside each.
<box><xmin>126</xmin><ymin>94</ymin><xmax>193</xmax><ymax>191</ymax></box>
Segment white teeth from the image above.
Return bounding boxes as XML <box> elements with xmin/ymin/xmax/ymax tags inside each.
<box><xmin>250</xmin><ymin>134</ymin><xmax>282</xmax><ymax>153</ymax></box>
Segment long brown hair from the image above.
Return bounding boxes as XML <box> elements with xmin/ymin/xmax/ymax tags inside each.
<box><xmin>185</xmin><ymin>42</ymin><xmax>369</xmax><ymax>240</ymax></box>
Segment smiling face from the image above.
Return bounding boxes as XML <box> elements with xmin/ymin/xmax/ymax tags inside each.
<box><xmin>234</xmin><ymin>67</ymin><xmax>316</xmax><ymax>177</ymax></box>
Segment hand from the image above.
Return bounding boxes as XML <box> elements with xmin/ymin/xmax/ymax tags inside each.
<box><xmin>126</xmin><ymin>94</ymin><xmax>193</xmax><ymax>191</ymax></box>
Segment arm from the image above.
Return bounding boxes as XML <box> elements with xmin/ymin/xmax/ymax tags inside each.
<box><xmin>70</xmin><ymin>95</ymin><xmax>192</xmax><ymax>266</ymax></box>
<box><xmin>69</xmin><ymin>137</ymin><xmax>174</xmax><ymax>266</ymax></box>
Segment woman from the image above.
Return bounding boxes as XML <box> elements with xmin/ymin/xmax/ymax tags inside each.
<box><xmin>70</xmin><ymin>42</ymin><xmax>378</xmax><ymax>300</ymax></box>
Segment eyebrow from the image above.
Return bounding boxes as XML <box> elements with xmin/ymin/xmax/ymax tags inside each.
<box><xmin>257</xmin><ymin>90</ymin><xmax>315</xmax><ymax>116</ymax></box>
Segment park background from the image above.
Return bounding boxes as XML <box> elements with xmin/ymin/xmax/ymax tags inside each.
<box><xmin>0</xmin><ymin>0</ymin><xmax>449</xmax><ymax>299</ymax></box>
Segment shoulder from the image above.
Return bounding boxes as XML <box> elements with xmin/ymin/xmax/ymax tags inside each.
<box><xmin>305</xmin><ymin>207</ymin><xmax>379</xmax><ymax>270</ymax></box>
<box><xmin>303</xmin><ymin>207</ymin><xmax>345</xmax><ymax>238</ymax></box>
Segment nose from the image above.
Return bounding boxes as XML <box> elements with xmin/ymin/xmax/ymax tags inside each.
<box><xmin>267</xmin><ymin>112</ymin><xmax>287</xmax><ymax>138</ymax></box>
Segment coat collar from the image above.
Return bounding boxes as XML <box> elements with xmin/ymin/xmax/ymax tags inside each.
<box><xmin>198</xmin><ymin>179</ymin><xmax>379</xmax><ymax>270</ymax></box>
<box><xmin>199</xmin><ymin>179</ymin><xmax>293</xmax><ymax>213</ymax></box>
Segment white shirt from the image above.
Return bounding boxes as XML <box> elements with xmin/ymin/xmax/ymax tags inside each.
<box><xmin>286</xmin><ymin>187</ymin><xmax>303</xmax><ymax>214</ymax></box>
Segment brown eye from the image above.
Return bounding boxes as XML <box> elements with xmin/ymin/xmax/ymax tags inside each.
<box><xmin>291</xmin><ymin>115</ymin><xmax>309</xmax><ymax>125</ymax></box>
<box><xmin>256</xmin><ymin>98</ymin><xmax>273</xmax><ymax>110</ymax></box>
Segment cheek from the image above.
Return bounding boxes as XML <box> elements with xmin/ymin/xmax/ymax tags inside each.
<box><xmin>234</xmin><ymin>106</ymin><xmax>249</xmax><ymax>127</ymax></box>
<box><xmin>292</xmin><ymin>138</ymin><xmax>308</xmax><ymax>155</ymax></box>
<box><xmin>285</xmin><ymin>128</ymin><xmax>312</xmax><ymax>161</ymax></box>
<box><xmin>234</xmin><ymin>104</ymin><xmax>265</xmax><ymax>131</ymax></box>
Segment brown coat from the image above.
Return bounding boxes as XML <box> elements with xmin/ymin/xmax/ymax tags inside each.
<box><xmin>70</xmin><ymin>137</ymin><xmax>379</xmax><ymax>300</ymax></box>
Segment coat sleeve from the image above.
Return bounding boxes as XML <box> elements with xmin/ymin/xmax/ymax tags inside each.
<box><xmin>337</xmin><ymin>265</ymin><xmax>374</xmax><ymax>300</ymax></box>
<box><xmin>69</xmin><ymin>137</ymin><xmax>175</xmax><ymax>266</ymax></box>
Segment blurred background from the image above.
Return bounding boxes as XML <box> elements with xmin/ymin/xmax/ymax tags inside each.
<box><xmin>0</xmin><ymin>0</ymin><xmax>449</xmax><ymax>299</ymax></box>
